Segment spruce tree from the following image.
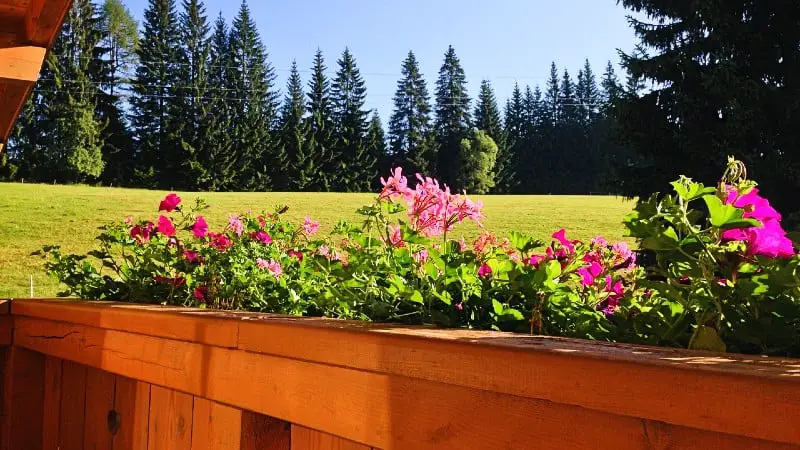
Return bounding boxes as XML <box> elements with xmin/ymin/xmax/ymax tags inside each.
<box><xmin>331</xmin><ymin>48</ymin><xmax>371</xmax><ymax>191</ymax></box>
<box><xmin>176</xmin><ymin>0</ymin><xmax>211</xmax><ymax>189</ymax></box>
<box><xmin>304</xmin><ymin>49</ymin><xmax>335</xmax><ymax>191</ymax></box>
<box><xmin>98</xmin><ymin>0</ymin><xmax>138</xmax><ymax>186</ymax></box>
<box><xmin>501</xmin><ymin>83</ymin><xmax>525</xmax><ymax>193</ymax></box>
<box><xmin>130</xmin><ymin>0</ymin><xmax>183</xmax><ymax>188</ymax></box>
<box><xmin>474</xmin><ymin>80</ymin><xmax>502</xmax><ymax>142</ymax></box>
<box><xmin>366</xmin><ymin>111</ymin><xmax>388</xmax><ymax>190</ymax></box>
<box><xmin>278</xmin><ymin>61</ymin><xmax>308</xmax><ymax>191</ymax></box>
<box><xmin>522</xmin><ymin>86</ymin><xmax>543</xmax><ymax>192</ymax></box>
<box><xmin>544</xmin><ymin>62</ymin><xmax>560</xmax><ymax>126</ymax></box>
<box><xmin>196</xmin><ymin>13</ymin><xmax>236</xmax><ymax>190</ymax></box>
<box><xmin>228</xmin><ymin>0</ymin><xmax>279</xmax><ymax>190</ymax></box>
<box><xmin>434</xmin><ymin>45</ymin><xmax>471</xmax><ymax>188</ymax></box>
<box><xmin>388</xmin><ymin>51</ymin><xmax>433</xmax><ymax>175</ymax></box>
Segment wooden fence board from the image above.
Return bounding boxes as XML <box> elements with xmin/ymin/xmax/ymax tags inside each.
<box><xmin>149</xmin><ymin>385</ymin><xmax>193</xmax><ymax>450</ymax></box>
<box><xmin>84</xmin><ymin>366</ymin><xmax>116</xmax><ymax>450</ymax></box>
<box><xmin>190</xmin><ymin>397</ymin><xmax>241</xmax><ymax>450</ymax></box>
<box><xmin>59</xmin><ymin>360</ymin><xmax>87</xmax><ymax>450</ymax></box>
<box><xmin>113</xmin><ymin>376</ymin><xmax>150</xmax><ymax>450</ymax></box>
<box><xmin>2</xmin><ymin>347</ymin><xmax>44</xmax><ymax>450</ymax></box>
<box><xmin>42</xmin><ymin>356</ymin><xmax>62</xmax><ymax>450</ymax></box>
<box><xmin>240</xmin><ymin>411</ymin><xmax>290</xmax><ymax>450</ymax></box>
<box><xmin>291</xmin><ymin>426</ymin><xmax>371</xmax><ymax>450</ymax></box>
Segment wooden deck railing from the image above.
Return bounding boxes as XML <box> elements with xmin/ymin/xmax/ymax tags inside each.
<box><xmin>1</xmin><ymin>298</ymin><xmax>800</xmax><ymax>449</ymax></box>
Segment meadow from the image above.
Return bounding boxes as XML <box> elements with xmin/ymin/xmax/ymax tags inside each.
<box><xmin>0</xmin><ymin>182</ymin><xmax>634</xmax><ymax>298</ymax></box>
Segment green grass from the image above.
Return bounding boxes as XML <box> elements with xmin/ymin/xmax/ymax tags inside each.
<box><xmin>0</xmin><ymin>182</ymin><xmax>635</xmax><ymax>298</ymax></box>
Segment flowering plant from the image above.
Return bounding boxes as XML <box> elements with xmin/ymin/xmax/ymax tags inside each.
<box><xmin>35</xmin><ymin>158</ymin><xmax>800</xmax><ymax>356</ymax></box>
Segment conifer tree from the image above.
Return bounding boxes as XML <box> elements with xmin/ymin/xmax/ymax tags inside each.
<box><xmin>331</xmin><ymin>48</ymin><xmax>371</xmax><ymax>191</ymax></box>
<box><xmin>544</xmin><ymin>62</ymin><xmax>560</xmax><ymax>126</ymax></box>
<box><xmin>388</xmin><ymin>51</ymin><xmax>433</xmax><ymax>174</ymax></box>
<box><xmin>304</xmin><ymin>49</ymin><xmax>335</xmax><ymax>191</ymax></box>
<box><xmin>474</xmin><ymin>80</ymin><xmax>502</xmax><ymax>142</ymax></box>
<box><xmin>278</xmin><ymin>61</ymin><xmax>308</xmax><ymax>191</ymax></box>
<box><xmin>434</xmin><ymin>45</ymin><xmax>470</xmax><ymax>187</ymax></box>
<box><xmin>501</xmin><ymin>83</ymin><xmax>525</xmax><ymax>192</ymax></box>
<box><xmin>521</xmin><ymin>86</ymin><xmax>543</xmax><ymax>192</ymax></box>
<box><xmin>367</xmin><ymin>111</ymin><xmax>388</xmax><ymax>190</ymax></box>
<box><xmin>228</xmin><ymin>0</ymin><xmax>279</xmax><ymax>190</ymax></box>
<box><xmin>130</xmin><ymin>0</ymin><xmax>183</xmax><ymax>187</ymax></box>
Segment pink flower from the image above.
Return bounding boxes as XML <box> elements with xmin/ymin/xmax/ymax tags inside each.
<box><xmin>413</xmin><ymin>249</ymin><xmax>429</xmax><ymax>264</ymax></box>
<box><xmin>552</xmin><ymin>229</ymin><xmax>575</xmax><ymax>255</ymax></box>
<box><xmin>303</xmin><ymin>217</ymin><xmax>320</xmax><ymax>235</ymax></box>
<box><xmin>600</xmin><ymin>276</ymin><xmax>624</xmax><ymax>317</ymax></box>
<box><xmin>157</xmin><ymin>215</ymin><xmax>176</xmax><ymax>237</ymax></box>
<box><xmin>257</xmin><ymin>258</ymin><xmax>282</xmax><ymax>278</ymax></box>
<box><xmin>193</xmin><ymin>286</ymin><xmax>208</xmax><ymax>302</ymax></box>
<box><xmin>612</xmin><ymin>242</ymin><xmax>634</xmax><ymax>267</ymax></box>
<box><xmin>317</xmin><ymin>245</ymin><xmax>330</xmax><ymax>258</ymax></box>
<box><xmin>473</xmin><ymin>232</ymin><xmax>497</xmax><ymax>254</ymax></box>
<box><xmin>477</xmin><ymin>263</ymin><xmax>492</xmax><ymax>278</ymax></box>
<box><xmin>379</xmin><ymin>167</ymin><xmax>411</xmax><ymax>200</ymax></box>
<box><xmin>192</xmin><ymin>216</ymin><xmax>208</xmax><ymax>238</ymax></box>
<box><xmin>388</xmin><ymin>225</ymin><xmax>404</xmax><ymax>248</ymax></box>
<box><xmin>227</xmin><ymin>215</ymin><xmax>244</xmax><ymax>237</ymax></box>
<box><xmin>725</xmin><ymin>186</ymin><xmax>781</xmax><ymax>222</ymax></box>
<box><xmin>183</xmin><ymin>250</ymin><xmax>202</xmax><ymax>264</ymax></box>
<box><xmin>123</xmin><ymin>216</ymin><xmax>134</xmax><ymax>225</ymax></box>
<box><xmin>455</xmin><ymin>302</ymin><xmax>464</xmax><ymax>311</ymax></box>
<box><xmin>577</xmin><ymin>261</ymin><xmax>604</xmax><ymax>286</ymax></box>
<box><xmin>208</xmin><ymin>232</ymin><xmax>233</xmax><ymax>252</ymax></box>
<box><xmin>720</xmin><ymin>186</ymin><xmax>795</xmax><ymax>258</ymax></box>
<box><xmin>159</xmin><ymin>193</ymin><xmax>181</xmax><ymax>212</ymax></box>
<box><xmin>251</xmin><ymin>231</ymin><xmax>273</xmax><ymax>245</ymax></box>
<box><xmin>591</xmin><ymin>236</ymin><xmax>608</xmax><ymax>247</ymax></box>
<box><xmin>130</xmin><ymin>222</ymin><xmax>155</xmax><ymax>244</ymax></box>
<box><xmin>605</xmin><ymin>276</ymin><xmax>624</xmax><ymax>297</ymax></box>
<box><xmin>154</xmin><ymin>275</ymin><xmax>186</xmax><ymax>287</ymax></box>
<box><xmin>458</xmin><ymin>236</ymin><xmax>468</xmax><ymax>252</ymax></box>
<box><xmin>527</xmin><ymin>254</ymin><xmax>546</xmax><ymax>268</ymax></box>
<box><xmin>288</xmin><ymin>250</ymin><xmax>304</xmax><ymax>261</ymax></box>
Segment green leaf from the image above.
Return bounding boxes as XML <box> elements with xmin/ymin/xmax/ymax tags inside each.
<box><xmin>689</xmin><ymin>326</ymin><xmax>727</xmax><ymax>352</ymax></box>
<box><xmin>545</xmin><ymin>260</ymin><xmax>561</xmax><ymax>280</ymax></box>
<box><xmin>703</xmin><ymin>196</ymin><xmax>762</xmax><ymax>229</ymax></box>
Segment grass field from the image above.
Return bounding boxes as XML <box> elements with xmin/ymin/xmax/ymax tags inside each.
<box><xmin>0</xmin><ymin>182</ymin><xmax>635</xmax><ymax>298</ymax></box>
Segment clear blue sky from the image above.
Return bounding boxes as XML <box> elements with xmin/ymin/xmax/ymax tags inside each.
<box><xmin>126</xmin><ymin>0</ymin><xmax>639</xmax><ymax>121</ymax></box>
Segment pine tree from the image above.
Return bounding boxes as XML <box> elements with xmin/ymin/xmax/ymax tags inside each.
<box><xmin>331</xmin><ymin>48</ymin><xmax>371</xmax><ymax>191</ymax></box>
<box><xmin>304</xmin><ymin>49</ymin><xmax>335</xmax><ymax>191</ymax></box>
<box><xmin>366</xmin><ymin>111</ymin><xmax>388</xmax><ymax>190</ymax></box>
<box><xmin>196</xmin><ymin>13</ymin><xmax>236</xmax><ymax>190</ymax></box>
<box><xmin>544</xmin><ymin>62</ymin><xmax>560</xmax><ymax>126</ymax></box>
<box><xmin>434</xmin><ymin>45</ymin><xmax>471</xmax><ymax>188</ymax></box>
<box><xmin>576</xmin><ymin>59</ymin><xmax>600</xmax><ymax>126</ymax></box>
<box><xmin>176</xmin><ymin>0</ymin><xmax>211</xmax><ymax>189</ymax></box>
<box><xmin>228</xmin><ymin>0</ymin><xmax>279</xmax><ymax>190</ymax></box>
<box><xmin>474</xmin><ymin>80</ymin><xmax>502</xmax><ymax>141</ymax></box>
<box><xmin>98</xmin><ymin>0</ymin><xmax>138</xmax><ymax>186</ymax></box>
<box><xmin>600</xmin><ymin>61</ymin><xmax>621</xmax><ymax>112</ymax></box>
<box><xmin>278</xmin><ymin>61</ymin><xmax>308</xmax><ymax>191</ymax></box>
<box><xmin>501</xmin><ymin>83</ymin><xmax>524</xmax><ymax>192</ymax></box>
<box><xmin>130</xmin><ymin>0</ymin><xmax>183</xmax><ymax>188</ymax></box>
<box><xmin>521</xmin><ymin>86</ymin><xmax>543</xmax><ymax>192</ymax></box>
<box><xmin>388</xmin><ymin>51</ymin><xmax>433</xmax><ymax>175</ymax></box>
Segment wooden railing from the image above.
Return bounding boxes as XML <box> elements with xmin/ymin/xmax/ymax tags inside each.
<box><xmin>1</xmin><ymin>298</ymin><xmax>800</xmax><ymax>449</ymax></box>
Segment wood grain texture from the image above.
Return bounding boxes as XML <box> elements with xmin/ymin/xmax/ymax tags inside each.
<box><xmin>291</xmin><ymin>426</ymin><xmax>370</xmax><ymax>450</ymax></box>
<box><xmin>59</xmin><ymin>360</ymin><xmax>87</xmax><ymax>450</ymax></box>
<box><xmin>190</xmin><ymin>397</ymin><xmax>241</xmax><ymax>450</ymax></box>
<box><xmin>0</xmin><ymin>46</ymin><xmax>44</xmax><ymax>83</ymax></box>
<box><xmin>14</xmin><ymin>317</ymin><xmax>797</xmax><ymax>449</ymax></box>
<box><xmin>42</xmin><ymin>356</ymin><xmax>62</xmax><ymax>450</ymax></box>
<box><xmin>149</xmin><ymin>385</ymin><xmax>194</xmax><ymax>450</ymax></box>
<box><xmin>113</xmin><ymin>376</ymin><xmax>150</xmax><ymax>450</ymax></box>
<box><xmin>240</xmin><ymin>411</ymin><xmax>290</xmax><ymax>450</ymax></box>
<box><xmin>84</xmin><ymin>366</ymin><xmax>116</xmax><ymax>450</ymax></box>
<box><xmin>1</xmin><ymin>347</ymin><xmax>44</xmax><ymax>450</ymax></box>
<box><xmin>0</xmin><ymin>82</ymin><xmax>29</xmax><ymax>141</ymax></box>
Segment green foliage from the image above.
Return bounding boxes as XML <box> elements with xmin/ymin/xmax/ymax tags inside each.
<box><xmin>434</xmin><ymin>45</ymin><xmax>471</xmax><ymax>188</ymax></box>
<box><xmin>389</xmin><ymin>51</ymin><xmax>434</xmax><ymax>175</ymax></box>
<box><xmin>458</xmin><ymin>129</ymin><xmax>498</xmax><ymax>194</ymax></box>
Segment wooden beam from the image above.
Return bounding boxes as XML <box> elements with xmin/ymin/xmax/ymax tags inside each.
<box><xmin>0</xmin><ymin>82</ymin><xmax>31</xmax><ymax>143</ymax></box>
<box><xmin>25</xmin><ymin>0</ymin><xmax>72</xmax><ymax>49</ymax></box>
<box><xmin>0</xmin><ymin>46</ymin><xmax>45</xmax><ymax>84</ymax></box>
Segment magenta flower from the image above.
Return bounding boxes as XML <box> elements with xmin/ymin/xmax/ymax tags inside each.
<box><xmin>193</xmin><ymin>286</ymin><xmax>208</xmax><ymax>302</ymax></box>
<box><xmin>257</xmin><ymin>258</ymin><xmax>282</xmax><ymax>278</ymax></box>
<box><xmin>208</xmin><ymin>232</ymin><xmax>233</xmax><ymax>252</ymax></box>
<box><xmin>288</xmin><ymin>250</ymin><xmax>304</xmax><ymax>261</ymax></box>
<box><xmin>192</xmin><ymin>216</ymin><xmax>209</xmax><ymax>238</ymax></box>
<box><xmin>251</xmin><ymin>231</ymin><xmax>273</xmax><ymax>245</ymax></box>
<box><xmin>183</xmin><ymin>250</ymin><xmax>202</xmax><ymax>264</ymax></box>
<box><xmin>527</xmin><ymin>254</ymin><xmax>546</xmax><ymax>268</ymax></box>
<box><xmin>130</xmin><ymin>222</ymin><xmax>155</xmax><ymax>244</ymax></box>
<box><xmin>720</xmin><ymin>185</ymin><xmax>795</xmax><ymax>258</ymax></box>
<box><xmin>552</xmin><ymin>229</ymin><xmax>575</xmax><ymax>255</ymax></box>
<box><xmin>388</xmin><ymin>225</ymin><xmax>404</xmax><ymax>248</ymax></box>
<box><xmin>303</xmin><ymin>217</ymin><xmax>320</xmax><ymax>235</ymax></box>
<box><xmin>227</xmin><ymin>215</ymin><xmax>244</xmax><ymax>237</ymax></box>
<box><xmin>577</xmin><ymin>261</ymin><xmax>603</xmax><ymax>286</ymax></box>
<box><xmin>591</xmin><ymin>236</ymin><xmax>608</xmax><ymax>247</ymax></box>
<box><xmin>477</xmin><ymin>263</ymin><xmax>492</xmax><ymax>278</ymax></box>
<box><xmin>159</xmin><ymin>193</ymin><xmax>181</xmax><ymax>212</ymax></box>
<box><xmin>157</xmin><ymin>215</ymin><xmax>176</xmax><ymax>237</ymax></box>
<box><xmin>379</xmin><ymin>167</ymin><xmax>412</xmax><ymax>200</ymax></box>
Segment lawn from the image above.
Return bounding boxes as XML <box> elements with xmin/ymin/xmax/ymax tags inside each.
<box><xmin>0</xmin><ymin>182</ymin><xmax>635</xmax><ymax>298</ymax></box>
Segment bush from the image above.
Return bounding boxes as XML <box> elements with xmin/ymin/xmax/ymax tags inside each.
<box><xmin>36</xmin><ymin>158</ymin><xmax>800</xmax><ymax>356</ymax></box>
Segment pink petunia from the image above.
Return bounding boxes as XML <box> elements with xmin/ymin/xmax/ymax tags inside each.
<box><xmin>303</xmin><ymin>217</ymin><xmax>320</xmax><ymax>235</ymax></box>
<box><xmin>208</xmin><ymin>232</ymin><xmax>233</xmax><ymax>252</ymax></box>
<box><xmin>192</xmin><ymin>216</ymin><xmax>209</xmax><ymax>238</ymax></box>
<box><xmin>477</xmin><ymin>263</ymin><xmax>492</xmax><ymax>278</ymax></box>
<box><xmin>157</xmin><ymin>215</ymin><xmax>176</xmax><ymax>237</ymax></box>
<box><xmin>227</xmin><ymin>215</ymin><xmax>245</xmax><ymax>237</ymax></box>
<box><xmin>287</xmin><ymin>250</ymin><xmax>304</xmax><ymax>261</ymax></box>
<box><xmin>527</xmin><ymin>254</ymin><xmax>546</xmax><ymax>268</ymax></box>
<box><xmin>193</xmin><ymin>286</ymin><xmax>208</xmax><ymax>302</ymax></box>
<box><xmin>552</xmin><ymin>229</ymin><xmax>576</xmax><ymax>255</ymax></box>
<box><xmin>577</xmin><ymin>261</ymin><xmax>604</xmax><ymax>286</ymax></box>
<box><xmin>159</xmin><ymin>193</ymin><xmax>181</xmax><ymax>212</ymax></box>
<box><xmin>257</xmin><ymin>258</ymin><xmax>282</xmax><ymax>278</ymax></box>
<box><xmin>130</xmin><ymin>222</ymin><xmax>155</xmax><ymax>244</ymax></box>
<box><xmin>250</xmin><ymin>231</ymin><xmax>273</xmax><ymax>245</ymax></box>
<box><xmin>184</xmin><ymin>250</ymin><xmax>202</xmax><ymax>264</ymax></box>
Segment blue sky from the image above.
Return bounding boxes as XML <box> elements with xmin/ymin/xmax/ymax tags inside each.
<box><xmin>126</xmin><ymin>0</ymin><xmax>639</xmax><ymax>121</ymax></box>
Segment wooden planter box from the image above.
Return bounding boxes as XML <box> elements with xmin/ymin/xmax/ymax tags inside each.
<box><xmin>0</xmin><ymin>298</ymin><xmax>799</xmax><ymax>449</ymax></box>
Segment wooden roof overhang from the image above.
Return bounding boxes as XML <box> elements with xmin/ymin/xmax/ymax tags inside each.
<box><xmin>0</xmin><ymin>0</ymin><xmax>73</xmax><ymax>153</ymax></box>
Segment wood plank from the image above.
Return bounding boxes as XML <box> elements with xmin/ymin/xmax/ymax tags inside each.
<box><xmin>291</xmin><ymin>426</ymin><xmax>370</xmax><ymax>450</ymax></box>
<box><xmin>190</xmin><ymin>398</ymin><xmax>241</xmax><ymax>450</ymax></box>
<box><xmin>13</xmin><ymin>299</ymin><xmax>240</xmax><ymax>348</ymax></box>
<box><xmin>59</xmin><ymin>360</ymin><xmax>87</xmax><ymax>450</ymax></box>
<box><xmin>84</xmin><ymin>367</ymin><xmax>116</xmax><ymax>450</ymax></box>
<box><xmin>240</xmin><ymin>412</ymin><xmax>290</xmax><ymax>450</ymax></box>
<box><xmin>0</xmin><ymin>46</ymin><xmax>45</xmax><ymax>84</ymax></box>
<box><xmin>42</xmin><ymin>356</ymin><xmax>63</xmax><ymax>450</ymax></box>
<box><xmin>14</xmin><ymin>317</ymin><xmax>796</xmax><ymax>450</ymax></box>
<box><xmin>0</xmin><ymin>317</ymin><xmax>11</xmax><ymax>347</ymax></box>
<box><xmin>113</xmin><ymin>376</ymin><xmax>150</xmax><ymax>450</ymax></box>
<box><xmin>0</xmin><ymin>82</ymin><xmax>29</xmax><ymax>142</ymax></box>
<box><xmin>0</xmin><ymin>300</ymin><xmax>10</xmax><ymax>315</ymax></box>
<box><xmin>148</xmin><ymin>385</ymin><xmax>193</xmax><ymax>450</ymax></box>
<box><xmin>1</xmin><ymin>347</ymin><xmax>44</xmax><ymax>450</ymax></box>
<box><xmin>25</xmin><ymin>0</ymin><xmax>72</xmax><ymax>48</ymax></box>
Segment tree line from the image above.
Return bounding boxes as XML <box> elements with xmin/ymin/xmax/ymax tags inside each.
<box><xmin>2</xmin><ymin>0</ymin><xmax>634</xmax><ymax>194</ymax></box>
